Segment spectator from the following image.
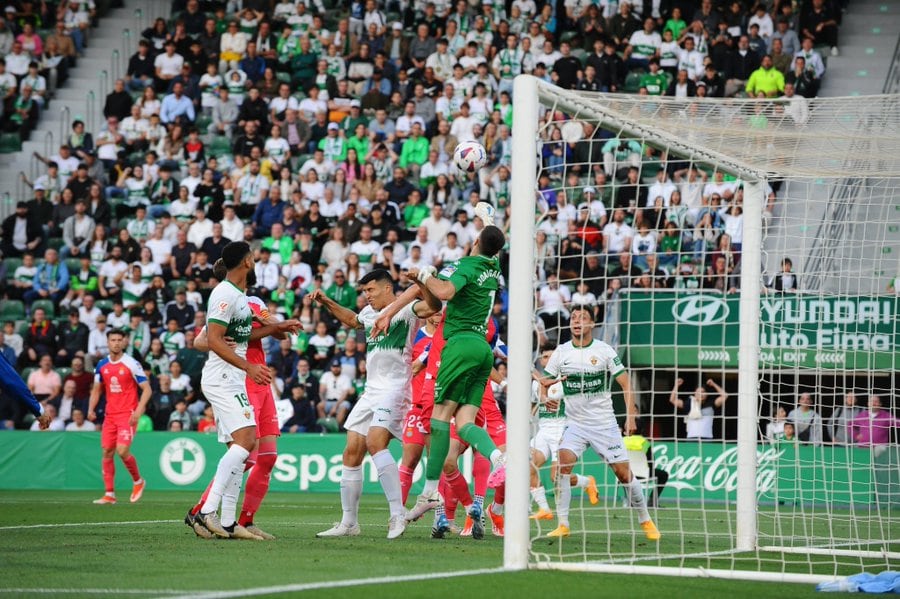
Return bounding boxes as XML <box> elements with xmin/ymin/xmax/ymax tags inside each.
<box><xmin>30</xmin><ymin>403</ymin><xmax>64</xmax><ymax>431</ymax></box>
<box><xmin>55</xmin><ymin>309</ymin><xmax>89</xmax><ymax>367</ymax></box>
<box><xmin>104</xmin><ymin>78</ymin><xmax>133</xmax><ymax>121</ymax></box>
<box><xmin>829</xmin><ymin>392</ymin><xmax>863</xmax><ymax>446</ymax></box>
<box><xmin>61</xmin><ymin>199</ymin><xmax>95</xmax><ymax>259</ymax></box>
<box><xmin>745</xmin><ymin>54</ymin><xmax>785</xmax><ymax>98</ymax></box>
<box><xmin>765</xmin><ymin>404</ymin><xmax>788</xmax><ymax>442</ymax></box>
<box><xmin>27</xmin><ymin>354</ymin><xmax>62</xmax><ymax>403</ymax></box>
<box><xmin>789</xmin><ymin>392</ymin><xmax>824</xmax><ymax>444</ymax></box>
<box><xmin>1</xmin><ymin>201</ymin><xmax>43</xmax><ymax>258</ymax></box>
<box><xmin>167</xmin><ymin>398</ymin><xmax>192</xmax><ymax>431</ymax></box>
<box><xmin>24</xmin><ymin>248</ymin><xmax>69</xmax><ymax>308</ymax></box>
<box><xmin>766</xmin><ymin>257</ymin><xmax>799</xmax><ymax>292</ymax></box>
<box><xmin>800</xmin><ymin>0</ymin><xmax>840</xmax><ymax>56</ymax></box>
<box><xmin>852</xmin><ymin>395</ymin><xmax>898</xmax><ymax>446</ymax></box>
<box><xmin>318</xmin><ymin>358</ymin><xmax>353</xmax><ymax>428</ymax></box>
<box><xmin>669</xmin><ymin>377</ymin><xmax>729</xmax><ymax>440</ymax></box>
<box><xmin>65</xmin><ymin>408</ymin><xmax>96</xmax><ymax>431</ymax></box>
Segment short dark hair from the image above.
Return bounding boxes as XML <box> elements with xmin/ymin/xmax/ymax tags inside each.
<box><xmin>478</xmin><ymin>225</ymin><xmax>505</xmax><ymax>257</ymax></box>
<box><xmin>213</xmin><ymin>258</ymin><xmax>227</xmax><ymax>280</ymax></box>
<box><xmin>570</xmin><ymin>304</ymin><xmax>595</xmax><ymax>321</ymax></box>
<box><xmin>221</xmin><ymin>241</ymin><xmax>251</xmax><ymax>270</ymax></box>
<box><xmin>106</xmin><ymin>328</ymin><xmax>127</xmax><ymax>338</ymax></box>
<box><xmin>358</xmin><ymin>269</ymin><xmax>393</xmax><ymax>286</ymax></box>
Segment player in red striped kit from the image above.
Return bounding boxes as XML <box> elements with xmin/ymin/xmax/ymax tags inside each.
<box><xmin>88</xmin><ymin>329</ymin><xmax>152</xmax><ymax>505</ymax></box>
<box><xmin>185</xmin><ymin>260</ymin><xmax>299</xmax><ymax>540</ymax></box>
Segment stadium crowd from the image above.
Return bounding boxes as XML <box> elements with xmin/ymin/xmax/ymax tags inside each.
<box><xmin>0</xmin><ymin>0</ymin><xmax>846</xmax><ymax>432</ymax></box>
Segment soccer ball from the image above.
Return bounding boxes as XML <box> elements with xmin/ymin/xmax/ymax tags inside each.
<box><xmin>453</xmin><ymin>141</ymin><xmax>487</xmax><ymax>173</ymax></box>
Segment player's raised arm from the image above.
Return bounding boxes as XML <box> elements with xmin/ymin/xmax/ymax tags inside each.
<box><xmin>250</xmin><ymin>318</ymin><xmax>302</xmax><ymax>341</ymax></box>
<box><xmin>369</xmin><ymin>283</ymin><xmax>425</xmax><ymax>338</ymax></box>
<box><xmin>310</xmin><ymin>289</ymin><xmax>363</xmax><ymax>330</ymax></box>
<box><xmin>408</xmin><ymin>266</ymin><xmax>458</xmax><ymax>302</ymax></box>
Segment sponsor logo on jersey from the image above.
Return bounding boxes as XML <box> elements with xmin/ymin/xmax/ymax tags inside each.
<box><xmin>439</xmin><ymin>264</ymin><xmax>458</xmax><ymax>277</ymax></box>
<box><xmin>218</xmin><ymin>301</ymin><xmax>229</xmax><ymax>313</ymax></box>
<box><xmin>159</xmin><ymin>437</ymin><xmax>206</xmax><ymax>485</ymax></box>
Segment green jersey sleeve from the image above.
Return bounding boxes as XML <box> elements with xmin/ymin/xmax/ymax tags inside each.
<box><xmin>437</xmin><ymin>260</ymin><xmax>470</xmax><ymax>292</ymax></box>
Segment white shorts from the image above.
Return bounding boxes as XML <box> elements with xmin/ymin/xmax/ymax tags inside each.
<box><xmin>531</xmin><ymin>418</ymin><xmax>566</xmax><ymax>462</ymax></box>
<box><xmin>559</xmin><ymin>421</ymin><xmax>628</xmax><ymax>464</ymax></box>
<box><xmin>344</xmin><ymin>388</ymin><xmax>410</xmax><ymax>439</ymax></box>
<box><xmin>203</xmin><ymin>377</ymin><xmax>256</xmax><ymax>444</ymax></box>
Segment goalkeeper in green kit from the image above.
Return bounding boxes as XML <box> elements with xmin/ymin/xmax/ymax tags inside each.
<box><xmin>404</xmin><ymin>224</ymin><xmax>509</xmax><ymax>522</ymax></box>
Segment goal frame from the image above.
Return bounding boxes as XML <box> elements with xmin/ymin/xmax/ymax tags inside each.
<box><xmin>504</xmin><ymin>75</ymin><xmax>775</xmax><ymax>580</ymax></box>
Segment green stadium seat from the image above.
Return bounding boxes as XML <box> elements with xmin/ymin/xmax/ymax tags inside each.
<box><xmin>0</xmin><ymin>300</ymin><xmax>25</xmax><ymax>320</ymax></box>
<box><xmin>31</xmin><ymin>299</ymin><xmax>56</xmax><ymax>318</ymax></box>
<box><xmin>65</xmin><ymin>258</ymin><xmax>82</xmax><ymax>273</ymax></box>
<box><xmin>95</xmin><ymin>299</ymin><xmax>114</xmax><ymax>314</ymax></box>
<box><xmin>624</xmin><ymin>71</ymin><xmax>644</xmax><ymax>94</ymax></box>
<box><xmin>0</xmin><ymin>133</ymin><xmax>22</xmax><ymax>153</ymax></box>
<box><xmin>196</xmin><ymin>113</ymin><xmax>213</xmax><ymax>131</ymax></box>
<box><xmin>4</xmin><ymin>257</ymin><xmax>22</xmax><ymax>281</ymax></box>
<box><xmin>16</xmin><ymin>320</ymin><xmax>30</xmax><ymax>337</ymax></box>
<box><xmin>55</xmin><ymin>367</ymin><xmax>71</xmax><ymax>380</ymax></box>
<box><xmin>47</xmin><ymin>238</ymin><xmax>65</xmax><ymax>251</ymax></box>
<box><xmin>208</xmin><ymin>137</ymin><xmax>232</xmax><ymax>158</ymax></box>
<box><xmin>20</xmin><ymin>367</ymin><xmax>36</xmax><ymax>382</ymax></box>
<box><xmin>276</xmin><ymin>72</ymin><xmax>291</xmax><ymax>84</ymax></box>
<box><xmin>167</xmin><ymin>279</ymin><xmax>187</xmax><ymax>293</ymax></box>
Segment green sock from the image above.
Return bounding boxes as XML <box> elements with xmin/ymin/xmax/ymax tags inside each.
<box><xmin>426</xmin><ymin>419</ymin><xmax>451</xmax><ymax>481</ymax></box>
<box><xmin>458</xmin><ymin>423</ymin><xmax>498</xmax><ymax>462</ymax></box>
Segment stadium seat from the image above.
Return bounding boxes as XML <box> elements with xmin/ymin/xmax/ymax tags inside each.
<box><xmin>16</xmin><ymin>320</ymin><xmax>30</xmax><ymax>337</ymax></box>
<box><xmin>47</xmin><ymin>238</ymin><xmax>65</xmax><ymax>251</ymax></box>
<box><xmin>55</xmin><ymin>367</ymin><xmax>71</xmax><ymax>380</ymax></box>
<box><xmin>31</xmin><ymin>299</ymin><xmax>56</xmax><ymax>318</ymax></box>
<box><xmin>95</xmin><ymin>299</ymin><xmax>114</xmax><ymax>313</ymax></box>
<box><xmin>624</xmin><ymin>71</ymin><xmax>644</xmax><ymax>94</ymax></box>
<box><xmin>4</xmin><ymin>257</ymin><xmax>22</xmax><ymax>281</ymax></box>
<box><xmin>20</xmin><ymin>367</ymin><xmax>36</xmax><ymax>382</ymax></box>
<box><xmin>65</xmin><ymin>258</ymin><xmax>82</xmax><ymax>273</ymax></box>
<box><xmin>207</xmin><ymin>137</ymin><xmax>232</xmax><ymax>157</ymax></box>
<box><xmin>167</xmin><ymin>279</ymin><xmax>186</xmax><ymax>293</ymax></box>
<box><xmin>0</xmin><ymin>133</ymin><xmax>22</xmax><ymax>153</ymax></box>
<box><xmin>0</xmin><ymin>300</ymin><xmax>26</xmax><ymax>320</ymax></box>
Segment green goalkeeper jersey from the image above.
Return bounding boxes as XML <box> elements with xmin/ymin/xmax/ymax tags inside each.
<box><xmin>437</xmin><ymin>255</ymin><xmax>502</xmax><ymax>339</ymax></box>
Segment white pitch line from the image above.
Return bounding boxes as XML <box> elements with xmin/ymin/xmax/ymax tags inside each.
<box><xmin>163</xmin><ymin>567</ymin><xmax>507</xmax><ymax>599</ymax></box>
<box><xmin>0</xmin><ymin>590</ymin><xmax>185</xmax><ymax>596</ymax></box>
<box><xmin>0</xmin><ymin>519</ymin><xmax>180</xmax><ymax>531</ymax></box>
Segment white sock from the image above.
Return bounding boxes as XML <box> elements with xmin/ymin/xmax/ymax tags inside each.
<box><xmin>372</xmin><ymin>449</ymin><xmax>404</xmax><ymax>519</ymax></box>
<box><xmin>340</xmin><ymin>465</ymin><xmax>363</xmax><ymax>526</ymax></box>
<box><xmin>489</xmin><ymin>449</ymin><xmax>503</xmax><ymax>467</ymax></box>
<box><xmin>531</xmin><ymin>486</ymin><xmax>550</xmax><ymax>511</ymax></box>
<box><xmin>556</xmin><ymin>476</ymin><xmax>572</xmax><ymax>528</ymax></box>
<box><xmin>626</xmin><ymin>475</ymin><xmax>651</xmax><ymax>524</ymax></box>
<box><xmin>575</xmin><ymin>474</ymin><xmax>590</xmax><ymax>488</ymax></box>
<box><xmin>201</xmin><ymin>445</ymin><xmax>249</xmax><ymax>515</ymax></box>
<box><xmin>421</xmin><ymin>478</ymin><xmax>439</xmax><ymax>497</ymax></box>
<box><xmin>491</xmin><ymin>502</ymin><xmax>503</xmax><ymax>515</ymax></box>
<box><xmin>220</xmin><ymin>468</ymin><xmax>244</xmax><ymax>527</ymax></box>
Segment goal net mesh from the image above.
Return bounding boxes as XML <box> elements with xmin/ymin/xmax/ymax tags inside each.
<box><xmin>517</xmin><ymin>85</ymin><xmax>900</xmax><ymax>581</ymax></box>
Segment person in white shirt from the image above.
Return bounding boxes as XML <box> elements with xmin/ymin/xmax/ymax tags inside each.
<box><xmin>88</xmin><ymin>316</ymin><xmax>110</xmax><ymax>363</ymax></box>
<box><xmin>419</xmin><ymin>204</ymin><xmax>452</xmax><ymax>247</ymax></box>
<box><xmin>646</xmin><ymin>170</ymin><xmax>677</xmax><ymax>207</ymax></box>
<box><xmin>145</xmin><ymin>226</ymin><xmax>173</xmax><ymax>268</ymax></box>
<box><xmin>235</xmin><ymin>159</ymin><xmax>270</xmax><ymax>207</ymax></box>
<box><xmin>436</xmin><ymin>231</ymin><xmax>465</xmax><ymax>266</ymax></box>
<box><xmin>749</xmin><ymin>5</ymin><xmax>774</xmax><ymax>41</ymax></box>
<box><xmin>318</xmin><ymin>360</ymin><xmax>353</xmax><ymax>426</ymax></box>
<box><xmin>220</xmin><ymin>205</ymin><xmax>244</xmax><ymax>242</ymax></box>
<box><xmin>703</xmin><ymin>171</ymin><xmax>737</xmax><ymax>203</ymax></box>
<box><xmin>97</xmin><ymin>246</ymin><xmax>128</xmax><ymax>299</ymax></box>
<box><xmin>187</xmin><ymin>209</ymin><xmax>214</xmax><ymax>248</ymax></box>
<box><xmin>30</xmin><ymin>403</ymin><xmax>64</xmax><ymax>432</ymax></box>
<box><xmin>400</xmin><ymin>243</ymin><xmax>428</xmax><ymax>272</ymax></box>
<box><xmin>179</xmin><ymin>162</ymin><xmax>203</xmax><ymax>197</ymax></box>
<box><xmin>536</xmin><ymin>273</ymin><xmax>571</xmax><ymax>333</ymax></box>
<box><xmin>254</xmin><ymin>248</ymin><xmax>280</xmax><ymax>296</ymax></box>
<box><xmin>154</xmin><ymin>41</ymin><xmax>184</xmax><ymax>84</ymax></box>
<box><xmin>602</xmin><ymin>209</ymin><xmax>634</xmax><ymax>262</ymax></box>
<box><xmin>677</xmin><ymin>36</ymin><xmax>706</xmax><ymax>81</ymax></box>
<box><xmin>65</xmin><ymin>408</ymin><xmax>97</xmax><ymax>431</ymax></box>
<box><xmin>449</xmin><ymin>102</ymin><xmax>477</xmax><ymax>142</ymax></box>
<box><xmin>394</xmin><ymin>101</ymin><xmax>426</xmax><ymax>140</ymax></box>
<box><xmin>299</xmin><ymin>149</ymin><xmax>336</xmax><ymax>180</ymax></box>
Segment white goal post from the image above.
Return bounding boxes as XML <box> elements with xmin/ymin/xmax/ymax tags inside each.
<box><xmin>504</xmin><ymin>74</ymin><xmax>900</xmax><ymax>582</ymax></box>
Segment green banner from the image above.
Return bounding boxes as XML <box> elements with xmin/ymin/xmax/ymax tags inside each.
<box><xmin>0</xmin><ymin>433</ymin><xmax>896</xmax><ymax>506</ymax></box>
<box><xmin>620</xmin><ymin>292</ymin><xmax>899</xmax><ymax>370</ymax></box>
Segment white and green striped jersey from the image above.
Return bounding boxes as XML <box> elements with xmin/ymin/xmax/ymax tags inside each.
<box><xmin>356</xmin><ymin>302</ymin><xmax>419</xmax><ymax>394</ymax></box>
<box><xmin>544</xmin><ymin>339</ymin><xmax>624</xmax><ymax>429</ymax></box>
<box><xmin>532</xmin><ymin>380</ymin><xmax>566</xmax><ymax>420</ymax></box>
<box><xmin>628</xmin><ymin>30</ymin><xmax>662</xmax><ymax>60</ymax></box>
<box><xmin>202</xmin><ymin>280</ymin><xmax>253</xmax><ymax>383</ymax></box>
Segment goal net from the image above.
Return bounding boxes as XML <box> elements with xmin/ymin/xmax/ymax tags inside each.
<box><xmin>502</xmin><ymin>76</ymin><xmax>900</xmax><ymax>583</ymax></box>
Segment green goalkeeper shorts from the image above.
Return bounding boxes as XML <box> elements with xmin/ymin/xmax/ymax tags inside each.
<box><xmin>435</xmin><ymin>334</ymin><xmax>493</xmax><ymax>407</ymax></box>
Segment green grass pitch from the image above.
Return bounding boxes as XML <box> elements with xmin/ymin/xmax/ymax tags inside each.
<box><xmin>0</xmin><ymin>490</ymin><xmax>838</xmax><ymax>598</ymax></box>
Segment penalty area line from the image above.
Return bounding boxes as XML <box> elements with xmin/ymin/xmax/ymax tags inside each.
<box><xmin>163</xmin><ymin>567</ymin><xmax>508</xmax><ymax>599</ymax></box>
<box><xmin>0</xmin><ymin>589</ymin><xmax>190</xmax><ymax>595</ymax></box>
<box><xmin>0</xmin><ymin>519</ymin><xmax>180</xmax><ymax>531</ymax></box>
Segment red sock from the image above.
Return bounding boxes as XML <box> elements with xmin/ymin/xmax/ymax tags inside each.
<box><xmin>102</xmin><ymin>457</ymin><xmax>115</xmax><ymax>494</ymax></box>
<box><xmin>191</xmin><ymin>455</ymin><xmax>255</xmax><ymax>515</ymax></box>
<box><xmin>399</xmin><ymin>465</ymin><xmax>414</xmax><ymax>505</ymax></box>
<box><xmin>238</xmin><ymin>441</ymin><xmax>276</xmax><ymax>527</ymax></box>
<box><xmin>473</xmin><ymin>453</ymin><xmax>490</xmax><ymax>498</ymax></box>
<box><xmin>440</xmin><ymin>477</ymin><xmax>458</xmax><ymax>520</ymax></box>
<box><xmin>493</xmin><ymin>482</ymin><xmax>505</xmax><ymax>506</ymax></box>
<box><xmin>445</xmin><ymin>470</ymin><xmax>473</xmax><ymax>508</ymax></box>
<box><xmin>121</xmin><ymin>454</ymin><xmax>141</xmax><ymax>482</ymax></box>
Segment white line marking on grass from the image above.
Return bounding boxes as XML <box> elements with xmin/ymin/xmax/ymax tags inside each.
<box><xmin>0</xmin><ymin>590</ymin><xmax>187</xmax><ymax>596</ymax></box>
<box><xmin>0</xmin><ymin>519</ymin><xmax>180</xmax><ymax>531</ymax></box>
<box><xmin>163</xmin><ymin>567</ymin><xmax>507</xmax><ymax>599</ymax></box>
